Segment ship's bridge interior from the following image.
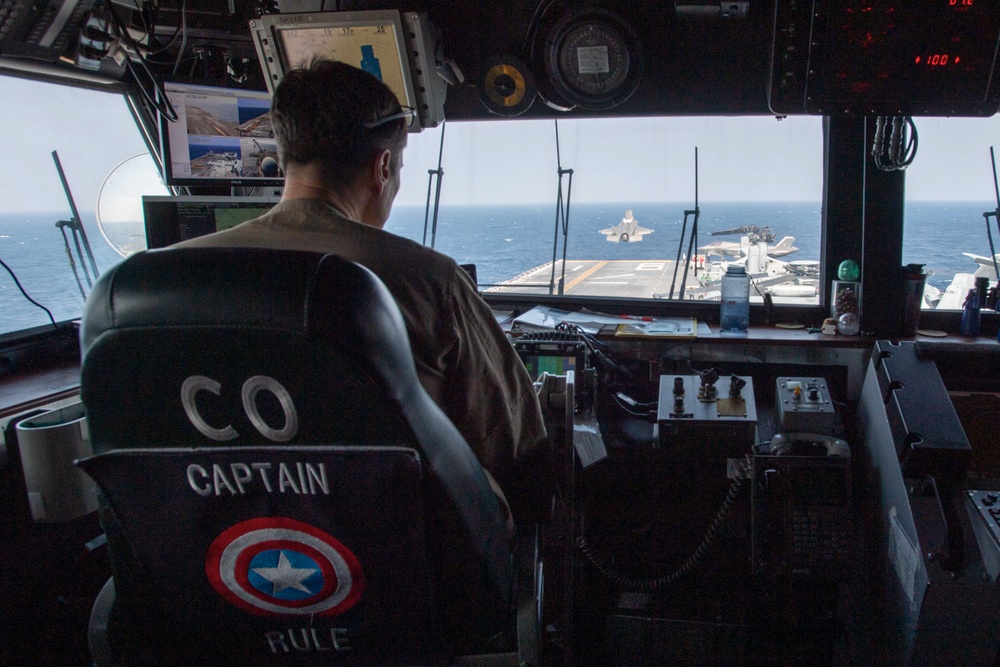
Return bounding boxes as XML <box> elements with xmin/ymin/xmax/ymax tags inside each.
<box><xmin>3</xmin><ymin>0</ymin><xmax>1000</xmax><ymax>665</ymax></box>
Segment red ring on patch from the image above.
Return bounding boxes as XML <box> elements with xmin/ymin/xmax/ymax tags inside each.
<box><xmin>205</xmin><ymin>517</ymin><xmax>364</xmax><ymax>616</ymax></box>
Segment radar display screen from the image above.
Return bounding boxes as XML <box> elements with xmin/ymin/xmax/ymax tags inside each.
<box><xmin>277</xmin><ymin>23</ymin><xmax>412</xmax><ymax>108</ymax></box>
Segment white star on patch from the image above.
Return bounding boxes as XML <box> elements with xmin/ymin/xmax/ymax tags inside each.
<box><xmin>252</xmin><ymin>551</ymin><xmax>317</xmax><ymax>595</ymax></box>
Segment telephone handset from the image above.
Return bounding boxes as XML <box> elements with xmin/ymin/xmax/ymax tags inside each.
<box><xmin>759</xmin><ymin>432</ymin><xmax>850</xmax><ymax>458</ymax></box>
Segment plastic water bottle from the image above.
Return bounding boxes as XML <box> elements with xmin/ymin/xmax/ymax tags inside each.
<box><xmin>960</xmin><ymin>277</ymin><xmax>989</xmax><ymax>337</ymax></box>
<box><xmin>720</xmin><ymin>264</ymin><xmax>750</xmax><ymax>334</ymax></box>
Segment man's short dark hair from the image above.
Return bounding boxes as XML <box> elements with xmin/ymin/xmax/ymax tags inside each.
<box><xmin>271</xmin><ymin>59</ymin><xmax>407</xmax><ymax>185</ymax></box>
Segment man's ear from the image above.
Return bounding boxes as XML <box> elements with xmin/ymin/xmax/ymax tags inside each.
<box><xmin>372</xmin><ymin>148</ymin><xmax>392</xmax><ymax>194</ymax></box>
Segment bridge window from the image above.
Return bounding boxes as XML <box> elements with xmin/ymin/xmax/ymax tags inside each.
<box><xmin>0</xmin><ymin>75</ymin><xmax>153</xmax><ymax>336</ymax></box>
<box><xmin>390</xmin><ymin>115</ymin><xmax>823</xmax><ymax>303</ymax></box>
<box><xmin>902</xmin><ymin>117</ymin><xmax>1000</xmax><ymax>311</ymax></box>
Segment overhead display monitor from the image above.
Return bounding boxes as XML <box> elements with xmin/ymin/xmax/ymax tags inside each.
<box><xmin>160</xmin><ymin>82</ymin><xmax>283</xmax><ymax>188</ymax></box>
<box><xmin>279</xmin><ymin>23</ymin><xmax>412</xmax><ymax>108</ymax></box>
<box><xmin>249</xmin><ymin>10</ymin><xmax>446</xmax><ymax>131</ymax></box>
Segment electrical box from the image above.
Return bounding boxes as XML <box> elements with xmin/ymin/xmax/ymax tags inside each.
<box><xmin>656</xmin><ymin>374</ymin><xmax>757</xmax><ymax>459</ymax></box>
<box><xmin>775</xmin><ymin>377</ymin><xmax>835</xmax><ymax>435</ymax></box>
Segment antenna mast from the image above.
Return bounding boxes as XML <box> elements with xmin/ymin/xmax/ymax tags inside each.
<box><xmin>984</xmin><ymin>146</ymin><xmax>1000</xmax><ymax>280</ymax></box>
<box><xmin>423</xmin><ymin>122</ymin><xmax>447</xmax><ymax>248</ymax></box>
<box><xmin>669</xmin><ymin>147</ymin><xmax>701</xmax><ymax>300</ymax></box>
<box><xmin>52</xmin><ymin>150</ymin><xmax>100</xmax><ymax>297</ymax></box>
<box><xmin>549</xmin><ymin>120</ymin><xmax>574</xmax><ymax>295</ymax></box>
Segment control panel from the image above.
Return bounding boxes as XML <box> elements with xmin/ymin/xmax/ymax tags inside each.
<box><xmin>0</xmin><ymin>0</ymin><xmax>92</xmax><ymax>61</ymax></box>
<box><xmin>768</xmin><ymin>0</ymin><xmax>1000</xmax><ymax>116</ymax></box>
<box><xmin>656</xmin><ymin>373</ymin><xmax>757</xmax><ymax>458</ymax></box>
<box><xmin>775</xmin><ymin>376</ymin><xmax>835</xmax><ymax>435</ymax></box>
<box><xmin>966</xmin><ymin>490</ymin><xmax>1000</xmax><ymax>581</ymax></box>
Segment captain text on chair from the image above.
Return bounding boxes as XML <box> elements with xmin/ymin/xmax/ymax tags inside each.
<box><xmin>78</xmin><ymin>247</ymin><xmax>538</xmax><ymax>665</ymax></box>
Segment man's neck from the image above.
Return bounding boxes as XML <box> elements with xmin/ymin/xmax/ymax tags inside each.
<box><xmin>281</xmin><ymin>164</ymin><xmax>378</xmax><ymax>227</ymax></box>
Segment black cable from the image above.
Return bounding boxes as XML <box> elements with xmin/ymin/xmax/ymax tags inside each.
<box><xmin>125</xmin><ymin>57</ymin><xmax>179</xmax><ymax>122</ymax></box>
<box><xmin>171</xmin><ymin>0</ymin><xmax>188</xmax><ymax>78</ymax></box>
<box><xmin>0</xmin><ymin>257</ymin><xmax>78</xmax><ymax>339</ymax></box>
<box><xmin>556</xmin><ymin>321</ymin><xmax>612</xmax><ymax>355</ymax></box>
<box><xmin>576</xmin><ymin>454</ymin><xmax>751</xmax><ymax>591</ymax></box>
<box><xmin>899</xmin><ymin>116</ymin><xmax>918</xmax><ymax>168</ymax></box>
<box><xmin>107</xmin><ymin>1</ymin><xmax>178</xmax><ymax>121</ymax></box>
<box><xmin>872</xmin><ymin>116</ymin><xmax>886</xmax><ymax>170</ymax></box>
<box><xmin>115</xmin><ymin>0</ymin><xmax>180</xmax><ymax>57</ymax></box>
<box><xmin>872</xmin><ymin>116</ymin><xmax>917</xmax><ymax>171</ymax></box>
<box><xmin>612</xmin><ymin>391</ymin><xmax>651</xmax><ymax>418</ymax></box>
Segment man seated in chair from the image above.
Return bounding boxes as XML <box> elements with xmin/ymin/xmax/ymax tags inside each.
<box><xmin>175</xmin><ymin>59</ymin><xmax>548</xmax><ymax>532</ymax></box>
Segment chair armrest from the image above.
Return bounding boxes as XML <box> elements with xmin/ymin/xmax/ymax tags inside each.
<box><xmin>89</xmin><ymin>577</ymin><xmax>115</xmax><ymax>667</ymax></box>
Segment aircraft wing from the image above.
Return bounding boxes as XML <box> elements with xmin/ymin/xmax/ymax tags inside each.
<box><xmin>962</xmin><ymin>252</ymin><xmax>1000</xmax><ymax>266</ymax></box>
<box><xmin>698</xmin><ymin>241</ymin><xmax>740</xmax><ymax>257</ymax></box>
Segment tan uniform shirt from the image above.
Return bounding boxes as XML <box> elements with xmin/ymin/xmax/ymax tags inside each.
<box><xmin>175</xmin><ymin>199</ymin><xmax>548</xmax><ymax>522</ymax></box>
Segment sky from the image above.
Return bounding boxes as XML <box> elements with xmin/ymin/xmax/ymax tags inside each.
<box><xmin>3</xmin><ymin>74</ymin><xmax>1000</xmax><ymax>217</ymax></box>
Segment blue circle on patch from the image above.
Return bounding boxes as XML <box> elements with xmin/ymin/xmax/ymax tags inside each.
<box><xmin>247</xmin><ymin>549</ymin><xmax>324</xmax><ymax>601</ymax></box>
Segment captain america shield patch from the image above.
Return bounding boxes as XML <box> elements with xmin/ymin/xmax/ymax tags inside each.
<box><xmin>205</xmin><ymin>517</ymin><xmax>364</xmax><ymax>616</ymax></box>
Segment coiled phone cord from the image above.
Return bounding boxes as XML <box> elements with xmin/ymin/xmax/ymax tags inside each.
<box><xmin>575</xmin><ymin>453</ymin><xmax>752</xmax><ymax>591</ymax></box>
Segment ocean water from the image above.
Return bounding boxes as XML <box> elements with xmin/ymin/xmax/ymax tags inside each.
<box><xmin>1</xmin><ymin>201</ymin><xmax>996</xmax><ymax>334</ymax></box>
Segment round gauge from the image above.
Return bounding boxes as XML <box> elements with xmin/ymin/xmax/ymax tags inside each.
<box><xmin>544</xmin><ymin>9</ymin><xmax>642</xmax><ymax>111</ymax></box>
<box><xmin>480</xmin><ymin>55</ymin><xmax>537</xmax><ymax>117</ymax></box>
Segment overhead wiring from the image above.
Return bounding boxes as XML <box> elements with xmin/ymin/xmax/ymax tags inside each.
<box><xmin>170</xmin><ymin>0</ymin><xmax>188</xmax><ymax>78</ymax></box>
<box><xmin>141</xmin><ymin>5</ymin><xmax>185</xmax><ymax>60</ymax></box>
<box><xmin>106</xmin><ymin>0</ymin><xmax>179</xmax><ymax>122</ymax></box>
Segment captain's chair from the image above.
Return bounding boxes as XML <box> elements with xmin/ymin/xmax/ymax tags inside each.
<box><xmin>77</xmin><ymin>248</ymin><xmax>539</xmax><ymax>666</ymax></box>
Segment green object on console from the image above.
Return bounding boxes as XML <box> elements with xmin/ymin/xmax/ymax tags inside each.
<box><xmin>837</xmin><ymin>259</ymin><xmax>860</xmax><ymax>282</ymax></box>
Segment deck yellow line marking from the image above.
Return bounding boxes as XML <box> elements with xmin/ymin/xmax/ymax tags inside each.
<box><xmin>564</xmin><ymin>261</ymin><xmax>608</xmax><ymax>291</ymax></box>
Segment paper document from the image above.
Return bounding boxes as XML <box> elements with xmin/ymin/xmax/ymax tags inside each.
<box><xmin>511</xmin><ymin>306</ymin><xmax>625</xmax><ymax>334</ymax></box>
<box><xmin>615</xmin><ymin>317</ymin><xmax>698</xmax><ymax>339</ymax></box>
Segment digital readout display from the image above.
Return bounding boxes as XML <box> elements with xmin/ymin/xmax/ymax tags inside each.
<box><xmin>811</xmin><ymin>0</ymin><xmax>1000</xmax><ymax>110</ymax></box>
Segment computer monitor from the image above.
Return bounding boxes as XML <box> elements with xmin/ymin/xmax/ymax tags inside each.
<box><xmin>159</xmin><ymin>82</ymin><xmax>283</xmax><ymax>188</ymax></box>
<box><xmin>513</xmin><ymin>336</ymin><xmax>588</xmax><ymax>382</ymax></box>
<box><xmin>143</xmin><ymin>195</ymin><xmax>280</xmax><ymax>249</ymax></box>
<box><xmin>249</xmin><ymin>9</ymin><xmax>446</xmax><ymax>131</ymax></box>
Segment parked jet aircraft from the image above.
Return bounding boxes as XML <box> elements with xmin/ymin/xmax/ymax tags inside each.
<box><xmin>699</xmin><ymin>234</ymin><xmax>799</xmax><ymax>259</ymax></box>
